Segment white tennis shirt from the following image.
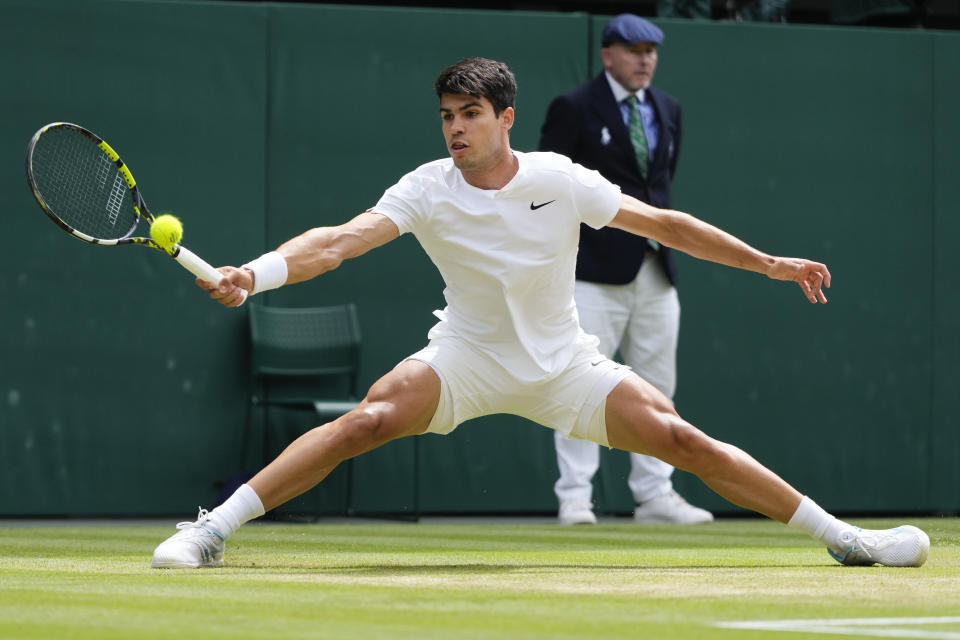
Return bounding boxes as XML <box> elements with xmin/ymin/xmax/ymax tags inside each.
<box><xmin>374</xmin><ymin>150</ymin><xmax>622</xmax><ymax>382</ymax></box>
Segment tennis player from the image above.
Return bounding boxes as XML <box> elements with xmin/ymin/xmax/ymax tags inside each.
<box><xmin>153</xmin><ymin>57</ymin><xmax>928</xmax><ymax>569</ymax></box>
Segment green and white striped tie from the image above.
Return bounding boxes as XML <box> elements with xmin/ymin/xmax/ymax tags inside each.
<box><xmin>624</xmin><ymin>94</ymin><xmax>649</xmax><ymax>179</ymax></box>
<box><xmin>625</xmin><ymin>94</ymin><xmax>658</xmax><ymax>250</ymax></box>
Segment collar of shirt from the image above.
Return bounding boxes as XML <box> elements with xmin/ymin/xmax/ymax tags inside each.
<box><xmin>604</xmin><ymin>71</ymin><xmax>645</xmax><ymax>104</ymax></box>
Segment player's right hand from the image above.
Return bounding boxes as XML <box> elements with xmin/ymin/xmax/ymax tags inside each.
<box><xmin>196</xmin><ymin>266</ymin><xmax>251</xmax><ymax>308</ymax></box>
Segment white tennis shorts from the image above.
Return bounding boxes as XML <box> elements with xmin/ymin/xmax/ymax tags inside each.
<box><xmin>405</xmin><ymin>335</ymin><xmax>633</xmax><ymax>446</ymax></box>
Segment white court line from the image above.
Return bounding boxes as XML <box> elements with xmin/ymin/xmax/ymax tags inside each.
<box><xmin>716</xmin><ymin>617</ymin><xmax>960</xmax><ymax>639</ymax></box>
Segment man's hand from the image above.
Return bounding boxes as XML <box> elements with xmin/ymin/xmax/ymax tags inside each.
<box><xmin>195</xmin><ymin>266</ymin><xmax>252</xmax><ymax>308</ymax></box>
<box><xmin>767</xmin><ymin>258</ymin><xmax>831</xmax><ymax>304</ymax></box>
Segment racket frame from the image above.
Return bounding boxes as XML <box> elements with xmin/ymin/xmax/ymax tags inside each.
<box><xmin>25</xmin><ymin>121</ymin><xmax>230</xmax><ymax>287</ymax></box>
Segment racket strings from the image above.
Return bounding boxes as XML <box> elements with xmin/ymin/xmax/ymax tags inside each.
<box><xmin>31</xmin><ymin>127</ymin><xmax>137</xmax><ymax>240</ymax></box>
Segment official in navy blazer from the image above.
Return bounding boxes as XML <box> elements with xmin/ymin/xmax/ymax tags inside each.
<box><xmin>539</xmin><ymin>62</ymin><xmax>681</xmax><ymax>286</ymax></box>
<box><xmin>539</xmin><ymin>14</ymin><xmax>712</xmax><ymax>526</ymax></box>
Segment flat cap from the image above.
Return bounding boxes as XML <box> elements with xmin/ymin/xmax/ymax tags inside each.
<box><xmin>601</xmin><ymin>14</ymin><xmax>664</xmax><ymax>47</ymax></box>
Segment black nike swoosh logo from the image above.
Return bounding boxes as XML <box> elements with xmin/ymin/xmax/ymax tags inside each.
<box><xmin>529</xmin><ymin>200</ymin><xmax>555</xmax><ymax>211</ymax></box>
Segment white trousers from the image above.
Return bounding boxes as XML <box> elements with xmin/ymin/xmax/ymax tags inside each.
<box><xmin>554</xmin><ymin>251</ymin><xmax>680</xmax><ymax>505</ymax></box>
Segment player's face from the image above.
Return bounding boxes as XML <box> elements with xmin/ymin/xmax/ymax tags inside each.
<box><xmin>439</xmin><ymin>93</ymin><xmax>514</xmax><ymax>174</ymax></box>
<box><xmin>602</xmin><ymin>42</ymin><xmax>658</xmax><ymax>92</ymax></box>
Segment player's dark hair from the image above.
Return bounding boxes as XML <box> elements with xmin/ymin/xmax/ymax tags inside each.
<box><xmin>435</xmin><ymin>58</ymin><xmax>517</xmax><ymax>117</ymax></box>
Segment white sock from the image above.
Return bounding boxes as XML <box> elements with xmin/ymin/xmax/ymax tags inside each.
<box><xmin>206</xmin><ymin>484</ymin><xmax>266</xmax><ymax>539</ymax></box>
<box><xmin>786</xmin><ymin>495</ymin><xmax>851</xmax><ymax>550</ymax></box>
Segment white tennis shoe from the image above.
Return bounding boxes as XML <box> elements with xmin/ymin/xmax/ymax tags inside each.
<box><xmin>558</xmin><ymin>500</ymin><xmax>597</xmax><ymax>525</ymax></box>
<box><xmin>829</xmin><ymin>525</ymin><xmax>929</xmax><ymax>567</ymax></box>
<box><xmin>633</xmin><ymin>490</ymin><xmax>714</xmax><ymax>524</ymax></box>
<box><xmin>151</xmin><ymin>508</ymin><xmax>226</xmax><ymax>568</ymax></box>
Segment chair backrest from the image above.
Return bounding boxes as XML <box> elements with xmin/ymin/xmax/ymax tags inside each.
<box><xmin>248</xmin><ymin>303</ymin><xmax>362</xmax><ymax>401</ymax></box>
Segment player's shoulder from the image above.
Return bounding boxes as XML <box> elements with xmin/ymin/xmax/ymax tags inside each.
<box><xmin>408</xmin><ymin>157</ymin><xmax>454</xmax><ymax>176</ymax></box>
<box><xmin>518</xmin><ymin>150</ymin><xmax>577</xmax><ymax>173</ymax></box>
<box><xmin>515</xmin><ymin>151</ymin><xmax>610</xmax><ymax>190</ymax></box>
<box><xmin>396</xmin><ymin>157</ymin><xmax>456</xmax><ymax>187</ymax></box>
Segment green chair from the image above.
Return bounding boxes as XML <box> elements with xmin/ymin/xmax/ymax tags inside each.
<box><xmin>249</xmin><ymin>302</ymin><xmax>363</xmax><ymax>424</ymax></box>
<box><xmin>244</xmin><ymin>302</ymin><xmax>418</xmax><ymax>519</ymax></box>
<box><xmin>246</xmin><ymin>303</ymin><xmax>363</xmax><ymax>517</ymax></box>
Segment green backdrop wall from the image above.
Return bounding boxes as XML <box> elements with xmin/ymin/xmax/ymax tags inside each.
<box><xmin>0</xmin><ymin>0</ymin><xmax>956</xmax><ymax>517</ymax></box>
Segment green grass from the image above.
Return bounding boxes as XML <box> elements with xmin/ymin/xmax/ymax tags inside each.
<box><xmin>2</xmin><ymin>517</ymin><xmax>960</xmax><ymax>639</ymax></box>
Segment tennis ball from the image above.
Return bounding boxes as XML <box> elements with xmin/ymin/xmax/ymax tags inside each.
<box><xmin>150</xmin><ymin>214</ymin><xmax>183</xmax><ymax>251</ymax></box>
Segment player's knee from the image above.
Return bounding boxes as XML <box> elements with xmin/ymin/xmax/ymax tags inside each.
<box><xmin>666</xmin><ymin>420</ymin><xmax>729</xmax><ymax>470</ymax></box>
<box><xmin>334</xmin><ymin>405</ymin><xmax>404</xmax><ymax>450</ymax></box>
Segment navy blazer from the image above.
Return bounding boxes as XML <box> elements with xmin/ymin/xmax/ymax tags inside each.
<box><xmin>539</xmin><ymin>72</ymin><xmax>682</xmax><ymax>286</ymax></box>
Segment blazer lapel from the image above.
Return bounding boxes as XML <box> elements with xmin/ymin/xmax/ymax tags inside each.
<box><xmin>587</xmin><ymin>74</ymin><xmax>639</xmax><ymax>170</ymax></box>
<box><xmin>646</xmin><ymin>87</ymin><xmax>672</xmax><ymax>171</ymax></box>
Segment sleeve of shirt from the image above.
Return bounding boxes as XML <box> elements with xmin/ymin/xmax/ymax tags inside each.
<box><xmin>371</xmin><ymin>170</ymin><xmax>429</xmax><ymax>235</ymax></box>
<box><xmin>568</xmin><ymin>161</ymin><xmax>622</xmax><ymax>230</ymax></box>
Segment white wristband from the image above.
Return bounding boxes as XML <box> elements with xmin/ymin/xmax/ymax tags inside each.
<box><xmin>242</xmin><ymin>251</ymin><xmax>288</xmax><ymax>296</ymax></box>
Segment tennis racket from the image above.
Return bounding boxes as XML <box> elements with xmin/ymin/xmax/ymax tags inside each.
<box><xmin>25</xmin><ymin>121</ymin><xmax>243</xmax><ymax>300</ymax></box>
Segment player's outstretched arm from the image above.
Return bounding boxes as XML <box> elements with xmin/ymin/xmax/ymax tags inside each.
<box><xmin>277</xmin><ymin>211</ymin><xmax>400</xmax><ymax>285</ymax></box>
<box><xmin>199</xmin><ymin>211</ymin><xmax>400</xmax><ymax>306</ymax></box>
<box><xmin>608</xmin><ymin>194</ymin><xmax>831</xmax><ymax>304</ymax></box>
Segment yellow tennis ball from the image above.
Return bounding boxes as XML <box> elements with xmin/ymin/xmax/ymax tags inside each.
<box><xmin>150</xmin><ymin>214</ymin><xmax>183</xmax><ymax>250</ymax></box>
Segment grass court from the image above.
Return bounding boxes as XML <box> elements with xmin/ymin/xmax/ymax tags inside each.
<box><xmin>2</xmin><ymin>517</ymin><xmax>959</xmax><ymax>639</ymax></box>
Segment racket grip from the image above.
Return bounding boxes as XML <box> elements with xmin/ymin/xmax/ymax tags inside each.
<box><xmin>173</xmin><ymin>245</ymin><xmax>248</xmax><ymax>304</ymax></box>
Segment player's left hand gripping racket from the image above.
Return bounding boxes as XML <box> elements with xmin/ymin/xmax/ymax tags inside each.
<box><xmin>25</xmin><ymin>122</ymin><xmax>244</xmax><ymax>301</ymax></box>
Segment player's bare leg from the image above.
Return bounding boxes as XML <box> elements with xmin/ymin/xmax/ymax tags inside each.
<box><xmin>604</xmin><ymin>375</ymin><xmax>801</xmax><ymax>522</ymax></box>
<box><xmin>603</xmin><ymin>375</ymin><xmax>929</xmax><ymax>567</ymax></box>
<box><xmin>152</xmin><ymin>360</ymin><xmax>440</xmax><ymax>568</ymax></box>
<box><xmin>249</xmin><ymin>360</ymin><xmax>440</xmax><ymax>510</ymax></box>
